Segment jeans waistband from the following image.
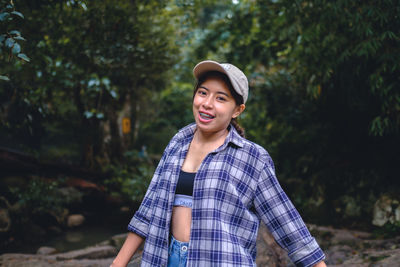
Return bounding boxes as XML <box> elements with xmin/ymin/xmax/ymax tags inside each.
<box><xmin>169</xmin><ymin>235</ymin><xmax>190</xmax><ymax>255</ymax></box>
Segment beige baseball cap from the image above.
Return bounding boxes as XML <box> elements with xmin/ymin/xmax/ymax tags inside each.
<box><xmin>193</xmin><ymin>60</ymin><xmax>249</xmax><ymax>104</ymax></box>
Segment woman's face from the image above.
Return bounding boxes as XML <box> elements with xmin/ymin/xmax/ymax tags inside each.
<box><xmin>193</xmin><ymin>76</ymin><xmax>244</xmax><ymax>135</ymax></box>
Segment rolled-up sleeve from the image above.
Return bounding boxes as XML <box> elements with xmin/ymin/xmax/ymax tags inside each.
<box><xmin>127</xmin><ymin>149</ymin><xmax>168</xmax><ymax>238</ymax></box>
<box><xmin>254</xmin><ymin>162</ymin><xmax>325</xmax><ymax>267</ymax></box>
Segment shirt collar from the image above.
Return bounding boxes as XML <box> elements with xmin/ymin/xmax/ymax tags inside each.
<box><xmin>178</xmin><ymin>123</ymin><xmax>244</xmax><ymax>149</ymax></box>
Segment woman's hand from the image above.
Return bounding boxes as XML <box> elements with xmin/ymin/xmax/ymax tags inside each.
<box><xmin>110</xmin><ymin>232</ymin><xmax>144</xmax><ymax>267</ymax></box>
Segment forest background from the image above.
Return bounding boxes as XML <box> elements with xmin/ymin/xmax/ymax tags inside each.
<box><xmin>1</xmin><ymin>0</ymin><xmax>399</xmax><ymax>252</ymax></box>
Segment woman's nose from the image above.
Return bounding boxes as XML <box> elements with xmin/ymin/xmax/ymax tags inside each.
<box><xmin>202</xmin><ymin>96</ymin><xmax>213</xmax><ymax>108</ymax></box>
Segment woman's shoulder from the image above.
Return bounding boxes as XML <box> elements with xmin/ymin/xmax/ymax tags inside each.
<box><xmin>172</xmin><ymin>123</ymin><xmax>196</xmax><ymax>141</ymax></box>
<box><xmin>163</xmin><ymin>123</ymin><xmax>196</xmax><ymax>151</ymax></box>
<box><xmin>238</xmin><ymin>138</ymin><xmax>274</xmax><ymax>167</ymax></box>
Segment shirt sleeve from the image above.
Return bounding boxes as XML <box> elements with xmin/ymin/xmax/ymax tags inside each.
<box><xmin>253</xmin><ymin>162</ymin><xmax>325</xmax><ymax>267</ymax></box>
<box><xmin>127</xmin><ymin>146</ymin><xmax>169</xmax><ymax>238</ymax></box>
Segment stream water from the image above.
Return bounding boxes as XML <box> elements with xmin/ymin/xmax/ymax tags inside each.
<box><xmin>2</xmin><ymin>210</ymin><xmax>132</xmax><ymax>255</ymax></box>
<box><xmin>40</xmin><ymin>224</ymin><xmax>125</xmax><ymax>253</ymax></box>
<box><xmin>8</xmin><ymin>222</ymin><xmax>126</xmax><ymax>254</ymax></box>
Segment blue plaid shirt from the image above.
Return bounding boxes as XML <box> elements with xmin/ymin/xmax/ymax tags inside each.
<box><xmin>128</xmin><ymin>123</ymin><xmax>325</xmax><ymax>267</ymax></box>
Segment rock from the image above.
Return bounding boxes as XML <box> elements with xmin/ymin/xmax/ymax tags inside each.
<box><xmin>324</xmin><ymin>245</ymin><xmax>353</xmax><ymax>265</ymax></box>
<box><xmin>0</xmin><ymin>253</ymin><xmax>114</xmax><ymax>267</ymax></box>
<box><xmin>1</xmin><ymin>223</ymin><xmax>399</xmax><ymax>267</ymax></box>
<box><xmin>97</xmin><ymin>240</ymin><xmax>112</xmax><ymax>246</ymax></box>
<box><xmin>37</xmin><ymin>246</ymin><xmax>57</xmax><ymax>255</ymax></box>
<box><xmin>67</xmin><ymin>214</ymin><xmax>85</xmax><ymax>228</ymax></box>
<box><xmin>56</xmin><ymin>245</ymin><xmax>117</xmax><ymax>260</ymax></box>
<box><xmin>127</xmin><ymin>255</ymin><xmax>142</xmax><ymax>267</ymax></box>
<box><xmin>256</xmin><ymin>223</ymin><xmax>292</xmax><ymax>266</ymax></box>
<box><xmin>368</xmin><ymin>248</ymin><xmax>400</xmax><ymax>266</ymax></box>
<box><xmin>120</xmin><ymin>206</ymin><xmax>130</xmax><ymax>213</ymax></box>
<box><xmin>308</xmin><ymin>224</ymin><xmax>371</xmax><ymax>246</ymax></box>
<box><xmin>0</xmin><ymin>208</ymin><xmax>11</xmax><ymax>233</ymax></box>
<box><xmin>58</xmin><ymin>187</ymin><xmax>83</xmax><ymax>204</ymax></box>
<box><xmin>111</xmin><ymin>233</ymin><xmax>128</xmax><ymax>250</ymax></box>
<box><xmin>0</xmin><ymin>196</ymin><xmax>11</xmax><ymax>233</ymax></box>
<box><xmin>372</xmin><ymin>195</ymin><xmax>400</xmax><ymax>226</ymax></box>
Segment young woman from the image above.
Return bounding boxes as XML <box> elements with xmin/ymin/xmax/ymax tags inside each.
<box><xmin>111</xmin><ymin>60</ymin><xmax>327</xmax><ymax>267</ymax></box>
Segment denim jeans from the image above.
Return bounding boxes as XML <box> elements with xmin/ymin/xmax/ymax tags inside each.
<box><xmin>167</xmin><ymin>235</ymin><xmax>189</xmax><ymax>267</ymax></box>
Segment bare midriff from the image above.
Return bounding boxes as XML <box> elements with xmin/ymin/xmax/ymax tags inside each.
<box><xmin>171</xmin><ymin>206</ymin><xmax>192</xmax><ymax>242</ymax></box>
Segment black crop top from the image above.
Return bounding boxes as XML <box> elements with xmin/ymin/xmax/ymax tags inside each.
<box><xmin>175</xmin><ymin>170</ymin><xmax>195</xmax><ymax>196</ymax></box>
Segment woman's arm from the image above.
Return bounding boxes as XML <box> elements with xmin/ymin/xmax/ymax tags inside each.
<box><xmin>110</xmin><ymin>232</ymin><xmax>144</xmax><ymax>267</ymax></box>
<box><xmin>254</xmin><ymin>163</ymin><xmax>326</xmax><ymax>266</ymax></box>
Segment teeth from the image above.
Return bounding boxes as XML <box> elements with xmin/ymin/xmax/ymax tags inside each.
<box><xmin>200</xmin><ymin>112</ymin><xmax>214</xmax><ymax>119</ymax></box>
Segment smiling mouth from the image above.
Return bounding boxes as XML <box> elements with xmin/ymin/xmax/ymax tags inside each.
<box><xmin>199</xmin><ymin>112</ymin><xmax>215</xmax><ymax>120</ymax></box>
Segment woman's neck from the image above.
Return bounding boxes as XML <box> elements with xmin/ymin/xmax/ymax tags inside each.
<box><xmin>193</xmin><ymin>127</ymin><xmax>229</xmax><ymax>146</ymax></box>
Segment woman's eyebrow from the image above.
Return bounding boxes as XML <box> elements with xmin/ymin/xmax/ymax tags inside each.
<box><xmin>217</xmin><ymin>91</ymin><xmax>230</xmax><ymax>97</ymax></box>
<box><xmin>199</xmin><ymin>86</ymin><xmax>230</xmax><ymax>97</ymax></box>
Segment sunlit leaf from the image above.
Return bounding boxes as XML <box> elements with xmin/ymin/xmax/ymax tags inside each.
<box><xmin>110</xmin><ymin>90</ymin><xmax>117</xmax><ymax>98</ymax></box>
<box><xmin>96</xmin><ymin>113</ymin><xmax>104</xmax><ymax>119</ymax></box>
<box><xmin>17</xmin><ymin>53</ymin><xmax>30</xmax><ymax>62</ymax></box>
<box><xmin>5</xmin><ymin>38</ymin><xmax>14</xmax><ymax>47</ymax></box>
<box><xmin>12</xmin><ymin>43</ymin><xmax>21</xmax><ymax>54</ymax></box>
<box><xmin>0</xmin><ymin>12</ymin><xmax>9</xmax><ymax>21</ymax></box>
<box><xmin>84</xmin><ymin>111</ymin><xmax>94</xmax><ymax>118</ymax></box>
<box><xmin>9</xmin><ymin>30</ymin><xmax>21</xmax><ymax>36</ymax></box>
<box><xmin>11</xmin><ymin>11</ymin><xmax>24</xmax><ymax>19</ymax></box>
<box><xmin>0</xmin><ymin>75</ymin><xmax>10</xmax><ymax>81</ymax></box>
<box><xmin>14</xmin><ymin>36</ymin><xmax>26</xmax><ymax>41</ymax></box>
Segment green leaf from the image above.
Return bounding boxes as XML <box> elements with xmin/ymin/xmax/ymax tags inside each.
<box><xmin>5</xmin><ymin>38</ymin><xmax>14</xmax><ymax>47</ymax></box>
<box><xmin>17</xmin><ymin>53</ymin><xmax>30</xmax><ymax>62</ymax></box>
<box><xmin>110</xmin><ymin>90</ymin><xmax>117</xmax><ymax>98</ymax></box>
<box><xmin>11</xmin><ymin>11</ymin><xmax>24</xmax><ymax>19</ymax></box>
<box><xmin>84</xmin><ymin>111</ymin><xmax>94</xmax><ymax>118</ymax></box>
<box><xmin>0</xmin><ymin>75</ymin><xmax>10</xmax><ymax>81</ymax></box>
<box><xmin>9</xmin><ymin>30</ymin><xmax>21</xmax><ymax>36</ymax></box>
<box><xmin>96</xmin><ymin>113</ymin><xmax>104</xmax><ymax>119</ymax></box>
<box><xmin>12</xmin><ymin>43</ymin><xmax>21</xmax><ymax>54</ymax></box>
<box><xmin>14</xmin><ymin>36</ymin><xmax>26</xmax><ymax>41</ymax></box>
<box><xmin>0</xmin><ymin>12</ymin><xmax>9</xmax><ymax>21</ymax></box>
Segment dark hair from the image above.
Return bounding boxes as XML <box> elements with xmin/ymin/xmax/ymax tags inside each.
<box><xmin>194</xmin><ymin>71</ymin><xmax>246</xmax><ymax>138</ymax></box>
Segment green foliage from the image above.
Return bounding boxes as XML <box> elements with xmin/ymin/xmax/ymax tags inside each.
<box><xmin>372</xmin><ymin>221</ymin><xmax>400</xmax><ymax>238</ymax></box>
<box><xmin>104</xmin><ymin>149</ymin><xmax>155</xmax><ymax>202</ymax></box>
<box><xmin>184</xmin><ymin>0</ymin><xmax>400</xmax><ymax>226</ymax></box>
<box><xmin>192</xmin><ymin>0</ymin><xmax>400</xmax><ymax>136</ymax></box>
<box><xmin>0</xmin><ymin>0</ymin><xmax>180</xmax><ymax>164</ymax></box>
<box><xmin>10</xmin><ymin>178</ymin><xmax>65</xmax><ymax>214</ymax></box>
<box><xmin>0</xmin><ymin>0</ymin><xmax>30</xmax><ymax>80</ymax></box>
<box><xmin>0</xmin><ymin>0</ymin><xmax>399</xmax><ymax>228</ymax></box>
<box><xmin>137</xmin><ymin>80</ymin><xmax>194</xmax><ymax>153</ymax></box>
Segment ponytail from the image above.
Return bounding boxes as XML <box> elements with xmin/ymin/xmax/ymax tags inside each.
<box><xmin>231</xmin><ymin>118</ymin><xmax>245</xmax><ymax>138</ymax></box>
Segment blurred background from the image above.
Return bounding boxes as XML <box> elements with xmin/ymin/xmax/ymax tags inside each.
<box><xmin>0</xmin><ymin>0</ymin><xmax>399</xmax><ymax>257</ymax></box>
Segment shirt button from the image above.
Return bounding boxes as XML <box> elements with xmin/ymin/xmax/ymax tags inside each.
<box><xmin>181</xmin><ymin>245</ymin><xmax>187</xmax><ymax>251</ymax></box>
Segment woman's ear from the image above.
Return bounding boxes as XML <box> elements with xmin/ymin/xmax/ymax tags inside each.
<box><xmin>232</xmin><ymin>104</ymin><xmax>246</xmax><ymax>118</ymax></box>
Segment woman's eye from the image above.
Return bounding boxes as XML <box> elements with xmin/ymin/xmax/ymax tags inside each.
<box><xmin>198</xmin><ymin>90</ymin><xmax>206</xmax><ymax>95</ymax></box>
<box><xmin>217</xmin><ymin>96</ymin><xmax>226</xmax><ymax>101</ymax></box>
